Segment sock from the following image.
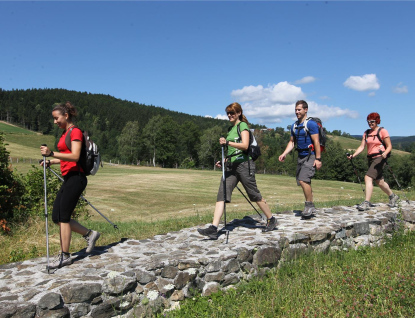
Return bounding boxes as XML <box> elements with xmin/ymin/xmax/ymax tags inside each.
<box><xmin>83</xmin><ymin>229</ymin><xmax>91</xmax><ymax>238</ymax></box>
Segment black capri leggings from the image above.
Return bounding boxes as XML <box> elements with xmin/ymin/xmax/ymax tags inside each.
<box><xmin>52</xmin><ymin>172</ymin><xmax>87</xmax><ymax>224</ymax></box>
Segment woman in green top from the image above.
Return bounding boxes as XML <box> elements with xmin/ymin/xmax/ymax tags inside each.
<box><xmin>198</xmin><ymin>102</ymin><xmax>277</xmax><ymax>239</ymax></box>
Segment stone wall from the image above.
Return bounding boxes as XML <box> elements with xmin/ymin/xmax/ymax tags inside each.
<box><xmin>1</xmin><ymin>202</ymin><xmax>415</xmax><ymax>317</ymax></box>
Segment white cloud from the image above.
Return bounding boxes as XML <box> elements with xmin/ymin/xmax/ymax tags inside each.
<box><xmin>368</xmin><ymin>92</ymin><xmax>376</xmax><ymax>97</ymax></box>
<box><xmin>215</xmin><ymin>114</ymin><xmax>228</xmax><ymax>120</ymax></box>
<box><xmin>204</xmin><ymin>115</ymin><xmax>213</xmax><ymax>118</ymax></box>
<box><xmin>294</xmin><ymin>76</ymin><xmax>317</xmax><ymax>84</ymax></box>
<box><xmin>231</xmin><ymin>82</ymin><xmax>305</xmax><ymax>104</ymax></box>
<box><xmin>393</xmin><ymin>82</ymin><xmax>408</xmax><ymax>94</ymax></box>
<box><xmin>343</xmin><ymin>74</ymin><xmax>380</xmax><ymax>91</ymax></box>
<box><xmin>319</xmin><ymin>96</ymin><xmax>330</xmax><ymax>100</ymax></box>
<box><xmin>229</xmin><ymin>81</ymin><xmax>358</xmax><ymax>126</ymax></box>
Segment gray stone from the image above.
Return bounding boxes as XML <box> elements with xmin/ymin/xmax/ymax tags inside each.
<box><xmin>37</xmin><ymin>307</ymin><xmax>70</xmax><ymax>318</ymax></box>
<box><xmin>206</xmin><ymin>260</ymin><xmax>222</xmax><ymax>272</ymax></box>
<box><xmin>174</xmin><ymin>271</ymin><xmax>191</xmax><ymax>289</ymax></box>
<box><xmin>60</xmin><ymin>283</ymin><xmax>102</xmax><ymax>303</ymax></box>
<box><xmin>90</xmin><ymin>298</ymin><xmax>121</xmax><ymax>318</ymax></box>
<box><xmin>204</xmin><ymin>272</ymin><xmax>225</xmax><ymax>282</ymax></box>
<box><xmin>38</xmin><ymin>292</ymin><xmax>63</xmax><ymax>310</ymax></box>
<box><xmin>69</xmin><ymin>303</ymin><xmax>90</xmax><ymax>318</ymax></box>
<box><xmin>161</xmin><ymin>266</ymin><xmax>179</xmax><ymax>279</ymax></box>
<box><xmin>281</xmin><ymin>243</ymin><xmax>309</xmax><ymax>262</ymax></box>
<box><xmin>402</xmin><ymin>210</ymin><xmax>415</xmax><ymax>223</ymax></box>
<box><xmin>253</xmin><ymin>246</ymin><xmax>281</xmax><ymax>267</ymax></box>
<box><xmin>0</xmin><ymin>303</ymin><xmax>36</xmax><ymax>318</ymax></box>
<box><xmin>222</xmin><ymin>273</ymin><xmax>240</xmax><ymax>287</ymax></box>
<box><xmin>236</xmin><ymin>247</ymin><xmax>251</xmax><ymax>262</ymax></box>
<box><xmin>135</xmin><ymin>269</ymin><xmax>156</xmax><ymax>284</ymax></box>
<box><xmin>222</xmin><ymin>259</ymin><xmax>240</xmax><ymax>273</ymax></box>
<box><xmin>102</xmin><ymin>273</ymin><xmax>137</xmax><ymax>295</ymax></box>
<box><xmin>202</xmin><ymin>282</ymin><xmax>220</xmax><ymax>296</ymax></box>
<box><xmin>353</xmin><ymin>222</ymin><xmax>370</xmax><ymax>236</ymax></box>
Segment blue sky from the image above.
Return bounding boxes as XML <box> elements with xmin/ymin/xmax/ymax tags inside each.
<box><xmin>1</xmin><ymin>1</ymin><xmax>413</xmax><ymax>136</ymax></box>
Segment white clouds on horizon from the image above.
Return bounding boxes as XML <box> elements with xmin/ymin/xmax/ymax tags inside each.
<box><xmin>294</xmin><ymin>76</ymin><xmax>317</xmax><ymax>84</ymax></box>
<box><xmin>343</xmin><ymin>74</ymin><xmax>380</xmax><ymax>91</ymax></box>
<box><xmin>393</xmin><ymin>82</ymin><xmax>408</xmax><ymax>94</ymax></box>
<box><xmin>226</xmin><ymin>81</ymin><xmax>359</xmax><ymax>126</ymax></box>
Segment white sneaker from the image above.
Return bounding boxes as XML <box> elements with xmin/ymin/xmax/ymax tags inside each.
<box><xmin>49</xmin><ymin>252</ymin><xmax>72</xmax><ymax>269</ymax></box>
<box><xmin>84</xmin><ymin>230</ymin><xmax>100</xmax><ymax>253</ymax></box>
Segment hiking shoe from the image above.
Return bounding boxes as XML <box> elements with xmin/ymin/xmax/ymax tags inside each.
<box><xmin>49</xmin><ymin>252</ymin><xmax>72</xmax><ymax>270</ymax></box>
<box><xmin>84</xmin><ymin>230</ymin><xmax>101</xmax><ymax>253</ymax></box>
<box><xmin>388</xmin><ymin>194</ymin><xmax>400</xmax><ymax>207</ymax></box>
<box><xmin>357</xmin><ymin>200</ymin><xmax>371</xmax><ymax>211</ymax></box>
<box><xmin>197</xmin><ymin>225</ymin><xmax>218</xmax><ymax>239</ymax></box>
<box><xmin>302</xmin><ymin>201</ymin><xmax>316</xmax><ymax>218</ymax></box>
<box><xmin>262</xmin><ymin>216</ymin><xmax>277</xmax><ymax>232</ymax></box>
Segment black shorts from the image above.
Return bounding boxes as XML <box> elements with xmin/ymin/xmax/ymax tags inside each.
<box><xmin>52</xmin><ymin>172</ymin><xmax>87</xmax><ymax>223</ymax></box>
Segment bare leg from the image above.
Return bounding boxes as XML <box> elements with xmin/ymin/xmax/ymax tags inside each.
<box><xmin>59</xmin><ymin>223</ymin><xmax>72</xmax><ymax>253</ymax></box>
<box><xmin>59</xmin><ymin>220</ymin><xmax>89</xmax><ymax>253</ymax></box>
<box><xmin>299</xmin><ymin>181</ymin><xmax>313</xmax><ymax>202</ymax></box>
<box><xmin>375</xmin><ymin>179</ymin><xmax>393</xmax><ymax>197</ymax></box>
<box><xmin>212</xmin><ymin>201</ymin><xmax>225</xmax><ymax>227</ymax></box>
<box><xmin>256</xmin><ymin>199</ymin><xmax>272</xmax><ymax>219</ymax></box>
<box><xmin>364</xmin><ymin>175</ymin><xmax>374</xmax><ymax>201</ymax></box>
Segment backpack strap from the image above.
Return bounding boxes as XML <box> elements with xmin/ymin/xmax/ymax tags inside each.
<box><xmin>64</xmin><ymin>126</ymin><xmax>83</xmax><ymax>172</ymax></box>
<box><xmin>365</xmin><ymin>127</ymin><xmax>385</xmax><ymax>148</ymax></box>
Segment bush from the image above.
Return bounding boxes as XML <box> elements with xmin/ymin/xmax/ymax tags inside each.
<box><xmin>0</xmin><ymin>133</ymin><xmax>25</xmax><ymax>233</ymax></box>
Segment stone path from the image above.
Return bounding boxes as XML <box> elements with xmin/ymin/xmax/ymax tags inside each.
<box><xmin>1</xmin><ymin>201</ymin><xmax>414</xmax><ymax>317</ymax></box>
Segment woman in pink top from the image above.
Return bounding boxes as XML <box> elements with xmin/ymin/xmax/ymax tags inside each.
<box><xmin>347</xmin><ymin>112</ymin><xmax>399</xmax><ymax>211</ymax></box>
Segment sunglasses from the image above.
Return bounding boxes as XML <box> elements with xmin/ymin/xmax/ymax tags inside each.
<box><xmin>227</xmin><ymin>111</ymin><xmax>236</xmax><ymax>116</ymax></box>
<box><xmin>367</xmin><ymin>120</ymin><xmax>376</xmax><ymax>124</ymax></box>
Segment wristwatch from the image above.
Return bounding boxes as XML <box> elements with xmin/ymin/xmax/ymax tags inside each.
<box><xmin>315</xmin><ymin>158</ymin><xmax>321</xmax><ymax>161</ymax></box>
<box><xmin>48</xmin><ymin>151</ymin><xmax>54</xmax><ymax>157</ymax></box>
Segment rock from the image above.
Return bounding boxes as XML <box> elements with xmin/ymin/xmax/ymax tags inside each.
<box><xmin>60</xmin><ymin>283</ymin><xmax>102</xmax><ymax>303</ymax></box>
<box><xmin>38</xmin><ymin>292</ymin><xmax>63</xmax><ymax>310</ymax></box>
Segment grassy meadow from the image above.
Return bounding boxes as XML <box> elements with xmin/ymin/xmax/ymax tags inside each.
<box><xmin>2</xmin><ymin>122</ymin><xmax>415</xmax><ymax>317</ymax></box>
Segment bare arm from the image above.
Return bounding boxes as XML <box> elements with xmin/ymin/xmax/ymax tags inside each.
<box><xmin>279</xmin><ymin>136</ymin><xmax>295</xmax><ymax>162</ymax></box>
<box><xmin>348</xmin><ymin>136</ymin><xmax>366</xmax><ymax>159</ymax></box>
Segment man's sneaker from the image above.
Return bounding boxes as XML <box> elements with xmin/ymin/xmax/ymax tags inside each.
<box><xmin>84</xmin><ymin>230</ymin><xmax>100</xmax><ymax>253</ymax></box>
<box><xmin>388</xmin><ymin>194</ymin><xmax>400</xmax><ymax>207</ymax></box>
<box><xmin>262</xmin><ymin>216</ymin><xmax>277</xmax><ymax>232</ymax></box>
<box><xmin>197</xmin><ymin>225</ymin><xmax>218</xmax><ymax>239</ymax></box>
<box><xmin>49</xmin><ymin>252</ymin><xmax>72</xmax><ymax>270</ymax></box>
<box><xmin>302</xmin><ymin>201</ymin><xmax>316</xmax><ymax>218</ymax></box>
<box><xmin>357</xmin><ymin>200</ymin><xmax>371</xmax><ymax>211</ymax></box>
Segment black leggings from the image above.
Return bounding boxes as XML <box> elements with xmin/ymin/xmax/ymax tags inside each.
<box><xmin>52</xmin><ymin>172</ymin><xmax>87</xmax><ymax>224</ymax></box>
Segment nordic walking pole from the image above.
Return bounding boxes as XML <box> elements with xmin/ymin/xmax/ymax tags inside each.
<box><xmin>221</xmin><ymin>144</ymin><xmax>229</xmax><ymax>244</ymax></box>
<box><xmin>41</xmin><ymin>144</ymin><xmax>50</xmax><ymax>274</ymax></box>
<box><xmin>379</xmin><ymin>150</ymin><xmax>410</xmax><ymax>203</ymax></box>
<box><xmin>236</xmin><ymin>185</ymin><xmax>266</xmax><ymax>221</ymax></box>
<box><xmin>46</xmin><ymin>166</ymin><xmax>119</xmax><ymax>229</ymax></box>
<box><xmin>346</xmin><ymin>153</ymin><xmax>365</xmax><ymax>196</ymax></box>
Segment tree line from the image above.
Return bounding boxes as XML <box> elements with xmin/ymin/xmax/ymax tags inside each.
<box><xmin>1</xmin><ymin>88</ymin><xmax>414</xmax><ymax>187</ymax></box>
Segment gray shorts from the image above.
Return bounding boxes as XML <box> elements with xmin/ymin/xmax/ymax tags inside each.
<box><xmin>296</xmin><ymin>155</ymin><xmax>316</xmax><ymax>186</ymax></box>
<box><xmin>217</xmin><ymin>160</ymin><xmax>262</xmax><ymax>202</ymax></box>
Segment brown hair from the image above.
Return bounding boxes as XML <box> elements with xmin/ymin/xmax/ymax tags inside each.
<box><xmin>225</xmin><ymin>102</ymin><xmax>249</xmax><ymax>125</ymax></box>
<box><xmin>295</xmin><ymin>100</ymin><xmax>308</xmax><ymax>109</ymax></box>
<box><xmin>52</xmin><ymin>101</ymin><xmax>78</xmax><ymax>120</ymax></box>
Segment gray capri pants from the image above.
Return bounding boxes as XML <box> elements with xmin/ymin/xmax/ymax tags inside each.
<box><xmin>296</xmin><ymin>154</ymin><xmax>316</xmax><ymax>185</ymax></box>
<box><xmin>217</xmin><ymin>160</ymin><xmax>262</xmax><ymax>203</ymax></box>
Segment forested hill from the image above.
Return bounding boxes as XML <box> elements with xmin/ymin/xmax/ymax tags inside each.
<box><xmin>0</xmin><ymin>88</ymin><xmax>233</xmax><ymax>135</ymax></box>
<box><xmin>0</xmin><ymin>88</ymin><xmax>265</xmax><ymax>165</ymax></box>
